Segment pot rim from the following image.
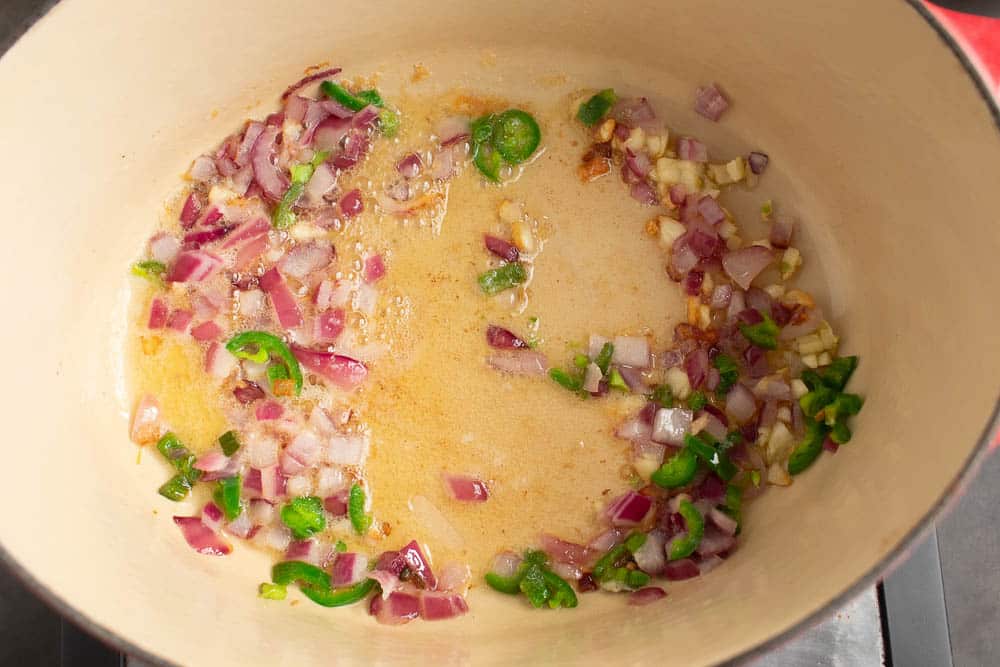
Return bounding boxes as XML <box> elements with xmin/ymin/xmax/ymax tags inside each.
<box><xmin>0</xmin><ymin>1</ymin><xmax>996</xmax><ymax>665</ymax></box>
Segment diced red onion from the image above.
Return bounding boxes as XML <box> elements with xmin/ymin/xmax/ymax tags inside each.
<box><xmin>435</xmin><ymin>116</ymin><xmax>471</xmax><ymax>146</ymax></box>
<box><xmin>611</xmin><ymin>336</ymin><xmax>650</xmax><ymax>368</ymax></box>
<box><xmin>677</xmin><ymin>137</ymin><xmax>708</xmax><ymax>162</ymax></box>
<box><xmin>259</xmin><ymin>268</ymin><xmax>303</xmax><ymax>329</ymax></box>
<box><xmin>759</xmin><ymin>399</ymin><xmax>778</xmax><ymax>430</ymax></box>
<box><xmin>487</xmin><ymin>351</ymin><xmax>547</xmax><ymax>375</ymax></box>
<box><xmin>744</xmin><ymin>345</ymin><xmax>770</xmax><ymax>379</ymax></box>
<box><xmin>325</xmin><ymin>434</ymin><xmax>368</xmax><ymax>466</ymax></box>
<box><xmin>663</xmin><ymin>558</ymin><xmax>700</xmax><ymax>581</ymax></box>
<box><xmin>339</xmin><ymin>189</ymin><xmax>364</xmax><ymax>218</ymax></box>
<box><xmin>367</xmin><ymin>570</ymin><xmax>402</xmax><ymax>600</ymax></box>
<box><xmin>129</xmin><ymin>394</ymin><xmax>162</xmax><ymax>445</ymax></box>
<box><xmin>490</xmin><ymin>551</ymin><xmax>522</xmax><ymax>579</ymax></box>
<box><xmin>352</xmin><ymin>104</ymin><xmax>380</xmax><ymax>130</ymax></box>
<box><xmin>616</xmin><ymin>417</ymin><xmax>653</xmax><ymax>442</ymax></box>
<box><xmin>173</xmin><ymin>516</ymin><xmax>232</xmax><ymax>556</ymax></box>
<box><xmin>190</xmin><ymin>320</ymin><xmax>222</xmax><ymax>342</ymax></box>
<box><xmin>669</xmin><ymin>237</ymin><xmax>700</xmax><ymax>278</ymax></box>
<box><xmin>232</xmin><ymin>381</ymin><xmax>265</xmax><ymax>404</ymax></box>
<box><xmin>250</xmin><ymin>125</ymin><xmax>289</xmax><ymax>201</ymax></box>
<box><xmin>727</xmin><ymin>289</ymin><xmax>747</xmax><ymax>322</ymax></box>
<box><xmin>588</xmin><ymin>527</ymin><xmax>627</xmax><ymax>553</ymax></box>
<box><xmin>484</xmin><ymin>235</ymin><xmax>519</xmax><ymax>262</ymax></box>
<box><xmin>628</xmin><ymin>587</ymin><xmax>667</xmax><ymax>606</ymax></box>
<box><xmin>694</xmin><ymin>83</ymin><xmax>730</xmax><ymax>122</ymax></box>
<box><xmin>247</xmin><ymin>436</ymin><xmax>279</xmax><ymax>469</ymax></box>
<box><xmin>189</xmin><ymin>157</ymin><xmax>217</xmax><ymax>183</ymax></box>
<box><xmin>606</xmin><ymin>491</ymin><xmax>653</xmax><ymax>527</ymax></box>
<box><xmin>179</xmin><ymin>192</ymin><xmax>203</xmax><ymax>227</ymax></box>
<box><xmin>768</xmin><ymin>215</ymin><xmax>795</xmax><ymax>249</ymax></box>
<box><xmin>400</xmin><ymin>540</ymin><xmax>437</xmax><ymax>590</ymax></box>
<box><xmin>281</xmin><ymin>67</ymin><xmax>342</xmax><ymax>100</ymax></box>
<box><xmin>614</xmin><ymin>97</ymin><xmax>657</xmax><ymax>129</ymax></box>
<box><xmin>419</xmin><ymin>592</ymin><xmax>469</xmax><ymax>621</ymax></box>
<box><xmin>705</xmin><ymin>367</ymin><xmax>721</xmax><ymax>392</ymax></box>
<box><xmin>201</xmin><ymin>502</ymin><xmax>224</xmax><ymax>533</ymax></box>
<box><xmin>684</xmin><ymin>348</ymin><xmax>709</xmax><ymax>389</ymax></box>
<box><xmin>682</xmin><ymin>270</ymin><xmax>704</xmax><ymax>297</ymax></box>
<box><xmin>779</xmin><ymin>307</ymin><xmax>823</xmax><ymax>341</ymax></box>
<box><xmin>824</xmin><ymin>437</ymin><xmax>840</xmax><ymax>453</ymax></box>
<box><xmin>540</xmin><ymin>534</ymin><xmax>590</xmax><ymax>566</ymax></box>
<box><xmin>313</xmin><ymin>308</ymin><xmax>345</xmax><ymax>343</ymax></box>
<box><xmin>582</xmin><ymin>363</ymin><xmax>603</xmax><ymax>393</ymax></box>
<box><xmin>292</xmin><ymin>346</ymin><xmax>368</xmax><ymax>389</ymax></box>
<box><xmin>437</xmin><ymin>562</ymin><xmax>472</xmax><ymax>593</ymax></box>
<box><xmin>697</xmin><ymin>195</ymin><xmax>726</xmax><ymax>225</ymax></box>
<box><xmin>753</xmin><ymin>376</ymin><xmax>792</xmax><ymax>401</ymax></box>
<box><xmin>618</xmin><ymin>365</ymin><xmax>647</xmax><ymax>392</ymax></box>
<box><xmin>725</xmin><ymin>384</ymin><xmax>757</xmax><ymax>424</ymax></box>
<box><xmin>194</xmin><ymin>451</ymin><xmax>230</xmax><ymax>473</ymax></box>
<box><xmin>205</xmin><ymin>342</ymin><xmax>237</xmax><ymax>379</ymax></box>
<box><xmin>444</xmin><ymin>474</ymin><xmax>489</xmax><ymax>502</ymax></box>
<box><xmin>722</xmin><ymin>246</ymin><xmax>774</xmax><ymax>291</ymax></box>
<box><xmin>167</xmin><ymin>250</ymin><xmax>223</xmax><ymax>283</ymax></box>
<box><xmin>625</xmin><ymin>150</ymin><xmax>652</xmax><ymax>178</ymax></box>
<box><xmin>167</xmin><ymin>309</ymin><xmax>193</xmax><ymax>333</ymax></box>
<box><xmin>630</xmin><ymin>180</ymin><xmax>659</xmax><ymax>206</ymax></box>
<box><xmin>395</xmin><ymin>153</ymin><xmax>423</xmax><ymax>179</ymax></box>
<box><xmin>709</xmin><ymin>507</ymin><xmax>739</xmax><ymax>537</ymax></box>
<box><xmin>279</xmin><ymin>242</ymin><xmax>333</xmax><ymax>280</ymax></box>
<box><xmin>700</xmin><ymin>411</ymin><xmax>729</xmax><ymax>442</ymax></box>
<box><xmin>486</xmin><ymin>325</ymin><xmax>527</xmax><ymax>350</ymax></box>
<box><xmin>362</xmin><ymin>254</ymin><xmax>386</xmax><ymax>284</ymax></box>
<box><xmin>324</xmin><ymin>490</ymin><xmax>349</xmax><ymax>516</ymax></box>
<box><xmin>668</xmin><ymin>184</ymin><xmax>687</xmax><ymax>206</ymax></box>
<box><xmin>220</xmin><ymin>217</ymin><xmax>269</xmax><ymax>250</ymax></box>
<box><xmin>370</xmin><ymin>590</ymin><xmax>421</xmax><ymax>625</ymax></box>
<box><xmin>747</xmin><ymin>151</ymin><xmax>769</xmax><ymax>175</ymax></box>
<box><xmin>632</xmin><ymin>530</ymin><xmax>666</xmax><ymax>574</ymax></box>
<box><xmin>651</xmin><ymin>408</ymin><xmax>693</xmax><ymax>446</ymax></box>
<box><xmin>311</xmin><ymin>115</ymin><xmax>352</xmax><ymax>153</ymax></box>
<box><xmin>149</xmin><ymin>233</ymin><xmax>181</xmax><ymax>266</ymax></box>
<box><xmin>696</xmin><ymin>524</ymin><xmax>736</xmax><ymax>557</ymax></box>
<box><xmin>331</xmin><ymin>552</ymin><xmax>370</xmax><ymax>586</ymax></box>
<box><xmin>147</xmin><ymin>298</ymin><xmax>168</xmax><ymax>329</ymax></box>
<box><xmin>285</xmin><ymin>539</ymin><xmax>321</xmax><ymax>565</ymax></box>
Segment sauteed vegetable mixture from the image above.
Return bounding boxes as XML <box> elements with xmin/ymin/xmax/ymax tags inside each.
<box><xmin>128</xmin><ymin>68</ymin><xmax>863</xmax><ymax>623</ymax></box>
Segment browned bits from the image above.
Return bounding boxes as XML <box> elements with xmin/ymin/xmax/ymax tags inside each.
<box><xmin>381</xmin><ymin>521</ymin><xmax>392</xmax><ymax>536</ymax></box>
<box><xmin>577</xmin><ymin>573</ymin><xmax>598</xmax><ymax>592</ymax></box>
<box><xmin>578</xmin><ymin>157</ymin><xmax>611</xmax><ymax>182</ymax></box>
<box><xmin>272</xmin><ymin>378</ymin><xmax>296</xmax><ymax>397</ymax></box>
<box><xmin>645</xmin><ymin>218</ymin><xmax>660</xmax><ymax>237</ymax></box>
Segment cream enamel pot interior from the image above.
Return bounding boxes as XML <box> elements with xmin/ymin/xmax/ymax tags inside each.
<box><xmin>1</xmin><ymin>1</ymin><xmax>999</xmax><ymax>665</ymax></box>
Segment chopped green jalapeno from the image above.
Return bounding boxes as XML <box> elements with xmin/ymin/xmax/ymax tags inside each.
<box><xmin>155</xmin><ymin>432</ymin><xmax>200</xmax><ymax>500</ymax></box>
<box><xmin>356</xmin><ymin>89</ymin><xmax>384</xmax><ymax>107</ymax></box>
<box><xmin>477</xmin><ymin>262</ymin><xmax>527</xmax><ymax>295</ymax></box>
<box><xmin>725</xmin><ymin>484</ymin><xmax>743</xmax><ymax>514</ymax></box>
<box><xmin>830</xmin><ymin>419</ymin><xmax>852</xmax><ymax>445</ymax></box>
<box><xmin>519</xmin><ymin>564</ymin><xmax>550</xmax><ymax>608</ymax></box>
<box><xmin>131</xmin><ymin>260</ymin><xmax>167</xmax><ymax>284</ymax></box>
<box><xmin>218</xmin><ymin>430</ymin><xmax>241</xmax><ymax>457</ymax></box>
<box><xmin>320</xmin><ymin>81</ymin><xmax>368</xmax><ymax>111</ymax></box>
<box><xmin>594</xmin><ymin>342</ymin><xmax>614</xmax><ymax>376</ymax></box>
<box><xmin>624</xmin><ymin>532</ymin><xmax>647</xmax><ymax>554</ymax></box>
<box><xmin>280</xmin><ymin>496</ymin><xmax>326</xmax><ymax>540</ymax></box>
<box><xmin>592</xmin><ymin>543</ymin><xmax>628</xmax><ymax>581</ymax></box>
<box><xmin>549</xmin><ymin>368</ymin><xmax>583</xmax><ymax>393</ymax></box>
<box><xmin>492</xmin><ymin>109</ymin><xmax>541</xmax><ymax>164</ymax></box>
<box><xmin>473</xmin><ymin>141</ymin><xmax>504</xmax><ymax>181</ymax></box>
<box><xmin>688</xmin><ymin>390</ymin><xmax>708</xmax><ymax>412</ymax></box>
<box><xmin>523</xmin><ymin>549</ymin><xmax>549</xmax><ymax>566</ymax></box>
<box><xmin>259</xmin><ymin>583</ymin><xmax>287</xmax><ymax>600</ymax></box>
<box><xmin>823</xmin><ymin>393</ymin><xmax>864</xmax><ymax>426</ymax></box>
<box><xmin>541</xmin><ymin>569</ymin><xmax>578</xmax><ymax>608</ymax></box>
<box><xmin>158</xmin><ymin>474</ymin><xmax>192</xmax><ymax>501</ymax></box>
<box><xmin>799</xmin><ymin>386</ymin><xmax>837</xmax><ymax>418</ymax></box>
<box><xmin>271</xmin><ymin>560</ymin><xmax>331</xmax><ymax>589</ymax></box>
<box><xmin>651</xmin><ymin>448</ymin><xmax>699</xmax><ymax>489</ymax></box>
<box><xmin>485</xmin><ymin>571</ymin><xmax>524</xmax><ymax>594</ymax></box>
<box><xmin>819</xmin><ymin>356</ymin><xmax>859</xmax><ymax>392</ymax></box>
<box><xmin>788</xmin><ymin>419</ymin><xmax>828</xmax><ymax>476</ymax></box>
<box><xmin>273</xmin><ymin>151</ymin><xmax>330</xmax><ymax>229</ymax></box>
<box><xmin>739</xmin><ymin>313</ymin><xmax>779</xmax><ymax>349</ymax></box>
<box><xmin>667</xmin><ymin>500</ymin><xmax>705</xmax><ymax>561</ymax></box>
<box><xmin>607</xmin><ymin>367</ymin><xmax>629</xmax><ymax>392</ymax></box>
<box><xmin>576</xmin><ymin>89</ymin><xmax>618</xmax><ymax>126</ymax></box>
<box><xmin>626</xmin><ymin>570</ymin><xmax>651</xmax><ymax>588</ymax></box>
<box><xmin>348</xmin><ymin>483</ymin><xmax>372</xmax><ymax>534</ymax></box>
<box><xmin>300</xmin><ymin>578</ymin><xmax>377</xmax><ymax>608</ymax></box>
<box><xmin>573</xmin><ymin>353</ymin><xmax>590</xmax><ymax>369</ymax></box>
<box><xmin>470</xmin><ymin>114</ymin><xmax>495</xmax><ymax>144</ymax></box>
<box><xmin>214</xmin><ymin>475</ymin><xmax>243</xmax><ymax>521</ymax></box>
<box><xmin>649</xmin><ymin>384</ymin><xmax>674</xmax><ymax>408</ymax></box>
<box><xmin>684</xmin><ymin>433</ymin><xmax>737</xmax><ymax>481</ymax></box>
<box><xmin>378</xmin><ymin>108</ymin><xmax>400</xmax><ymax>137</ymax></box>
<box><xmin>800</xmin><ymin>369</ymin><xmax>824</xmax><ymax>391</ymax></box>
<box><xmin>334</xmin><ymin>540</ymin><xmax>347</xmax><ymax>553</ymax></box>
<box><xmin>225</xmin><ymin>331</ymin><xmax>303</xmax><ymax>396</ymax></box>
<box><xmin>713</xmin><ymin>354</ymin><xmax>739</xmax><ymax>396</ymax></box>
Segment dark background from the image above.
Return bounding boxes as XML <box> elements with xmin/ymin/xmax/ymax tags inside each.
<box><xmin>1</xmin><ymin>2</ymin><xmax>998</xmax><ymax>665</ymax></box>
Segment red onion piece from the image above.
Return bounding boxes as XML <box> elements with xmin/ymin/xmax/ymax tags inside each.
<box><xmin>696</xmin><ymin>524</ymin><xmax>736</xmax><ymax>557</ymax></box>
<box><xmin>630</xmin><ymin>180</ymin><xmax>659</xmax><ymax>206</ymax></box>
<box><xmin>250</xmin><ymin>125</ymin><xmax>289</xmax><ymax>201</ymax></box>
<box><xmin>588</xmin><ymin>527</ymin><xmax>627</xmax><ymax>553</ymax></box>
<box><xmin>705</xmin><ymin>367</ymin><xmax>721</xmax><ymax>392</ymax></box>
<box><xmin>824</xmin><ymin>437</ymin><xmax>840</xmax><ymax>453</ymax></box>
<box><xmin>205</xmin><ymin>342</ymin><xmax>236</xmax><ymax>379</ymax></box>
<box><xmin>435</xmin><ymin>116</ymin><xmax>471</xmax><ymax>146</ymax></box>
<box><xmin>722</xmin><ymin>246</ymin><xmax>774</xmax><ymax>290</ymax></box>
<box><xmin>149</xmin><ymin>233</ymin><xmax>181</xmax><ymax>266</ymax></box>
<box><xmin>628</xmin><ymin>587</ymin><xmax>668</xmax><ymax>606</ymax></box>
<box><xmin>743</xmin><ymin>345</ymin><xmax>770</xmax><ymax>379</ymax></box>
<box><xmin>669</xmin><ymin>236</ymin><xmax>700</xmax><ymax>278</ymax></box>
<box><xmin>147</xmin><ymin>298</ymin><xmax>169</xmax><ymax>329</ymax></box>
<box><xmin>255</xmin><ymin>401</ymin><xmax>284</xmax><ymax>421</ymax></box>
<box><xmin>182</xmin><ymin>226</ymin><xmax>230</xmax><ymax>248</ymax></box>
<box><xmin>694</xmin><ymin>83</ymin><xmax>730</xmax><ymax>122</ymax></box>
<box><xmin>753</xmin><ymin>376</ymin><xmax>792</xmax><ymax>401</ymax></box>
<box><xmin>651</xmin><ymin>408</ymin><xmax>693</xmax><ymax>446</ymax></box>
<box><xmin>486</xmin><ymin>325</ymin><xmax>527</xmax><ymax>350</ymax></box>
<box><xmin>190</xmin><ymin>320</ymin><xmax>222</xmax><ymax>342</ymax></box>
<box><xmin>697</xmin><ymin>196</ymin><xmax>726</xmax><ymax>225</ymax></box>
<box><xmin>663</xmin><ymin>558</ymin><xmax>700</xmax><ymax>581</ymax></box>
<box><xmin>617</xmin><ymin>365</ymin><xmax>647</xmax><ymax>392</ymax></box>
<box><xmin>292</xmin><ymin>345</ymin><xmax>368</xmax><ymax>389</ymax></box>
<box><xmin>725</xmin><ymin>384</ymin><xmax>757</xmax><ymax>424</ymax></box>
<box><xmin>339</xmin><ymin>189</ymin><xmax>364</xmax><ymax>218</ymax></box>
<box><xmin>490</xmin><ymin>551</ymin><xmax>522</xmax><ymax>579</ymax></box>
<box><xmin>683</xmin><ymin>269</ymin><xmax>704</xmax><ymax>296</ymax></box>
<box><xmin>331</xmin><ymin>552</ymin><xmax>369</xmax><ymax>586</ymax></box>
<box><xmin>614</xmin><ymin>97</ymin><xmax>657</xmax><ymax>129</ymax></box>
<box><xmin>769</xmin><ymin>215</ymin><xmax>795</xmax><ymax>249</ymax></box>
<box><xmin>167</xmin><ymin>250</ymin><xmax>223</xmax><ymax>283</ymax></box>
<box><xmin>779</xmin><ymin>307</ymin><xmax>823</xmax><ymax>340</ymax></box>
<box><xmin>313</xmin><ymin>308</ymin><xmax>345</xmax><ymax>343</ymax></box>
<box><xmin>606</xmin><ymin>491</ymin><xmax>653</xmax><ymax>527</ymax></box>
<box><xmin>233</xmin><ymin>382</ymin><xmax>265</xmax><ymax>404</ymax></box>
<box><xmin>400</xmin><ymin>540</ymin><xmax>437</xmax><ymax>590</ymax></box>
<box><xmin>173</xmin><ymin>516</ymin><xmax>232</xmax><ymax>556</ymax></box>
<box><xmin>540</xmin><ymin>534</ymin><xmax>590</xmax><ymax>566</ymax></box>
<box><xmin>285</xmin><ymin>539</ymin><xmax>321</xmax><ymax>565</ymax></box>
<box><xmin>352</xmin><ymin>105</ymin><xmax>380</xmax><ymax>130</ymax></box>
<box><xmin>419</xmin><ymin>592</ymin><xmax>469</xmax><ymax>621</ymax></box>
<box><xmin>677</xmin><ymin>137</ymin><xmax>708</xmax><ymax>162</ymax></box>
<box><xmin>281</xmin><ymin>67</ymin><xmax>342</xmax><ymax>100</ymax></box>
<box><xmin>700</xmin><ymin>411</ymin><xmax>729</xmax><ymax>443</ymax></box>
<box><xmin>363</xmin><ymin>254</ymin><xmax>385</xmax><ymax>284</ymax></box>
<box><xmin>325</xmin><ymin>434</ymin><xmax>368</xmax><ymax>466</ymax></box>
<box><xmin>695</xmin><ymin>473</ymin><xmax>726</xmax><ymax>502</ymax></box>
<box><xmin>235</xmin><ymin>122</ymin><xmax>265</xmax><ymax>168</ymax></box>
<box><xmin>396</xmin><ymin>153</ymin><xmax>423</xmax><ymax>179</ymax></box>
<box><xmin>759</xmin><ymin>399</ymin><xmax>778</xmax><ymax>430</ymax></box>
<box><xmin>747</xmin><ymin>151</ymin><xmax>769</xmax><ymax>174</ymax></box>
<box><xmin>632</xmin><ymin>530</ymin><xmax>666</xmax><ymax>574</ymax></box>
<box><xmin>324</xmin><ymin>490</ymin><xmax>349</xmax><ymax>517</ymax></box>
<box><xmin>370</xmin><ymin>591</ymin><xmax>421</xmax><ymax>625</ymax></box>
<box><xmin>612</xmin><ymin>336</ymin><xmax>650</xmax><ymax>368</ymax></box>
<box><xmin>684</xmin><ymin>348</ymin><xmax>709</xmax><ymax>389</ymax></box>
<box><xmin>258</xmin><ymin>268</ymin><xmax>303</xmax><ymax>329</ymax></box>
<box><xmin>367</xmin><ymin>570</ymin><xmax>402</xmax><ymax>600</ymax></box>
<box><xmin>487</xmin><ymin>351</ymin><xmax>547</xmax><ymax>375</ymax></box>
<box><xmin>194</xmin><ymin>451</ymin><xmax>230</xmax><ymax>473</ymax></box>
<box><xmin>625</xmin><ymin>149</ymin><xmax>652</xmax><ymax>178</ymax></box>
<box><xmin>709</xmin><ymin>507</ymin><xmax>739</xmax><ymax>536</ymax></box>
<box><xmin>189</xmin><ymin>156</ymin><xmax>217</xmax><ymax>183</ymax></box>
<box><xmin>311</xmin><ymin>115</ymin><xmax>352</xmax><ymax>153</ymax></box>
<box><xmin>279</xmin><ymin>242</ymin><xmax>333</xmax><ymax>280</ymax></box>
<box><xmin>220</xmin><ymin>217</ymin><xmax>269</xmax><ymax>250</ymax></box>
<box><xmin>616</xmin><ymin>417</ymin><xmax>653</xmax><ymax>442</ymax></box>
<box><xmin>444</xmin><ymin>474</ymin><xmax>489</xmax><ymax>502</ymax></box>
<box><xmin>179</xmin><ymin>192</ymin><xmax>203</xmax><ymax>228</ymax></box>
<box><xmin>484</xmin><ymin>235</ymin><xmax>519</xmax><ymax>262</ymax></box>
<box><xmin>201</xmin><ymin>502</ymin><xmax>224</xmax><ymax>533</ymax></box>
